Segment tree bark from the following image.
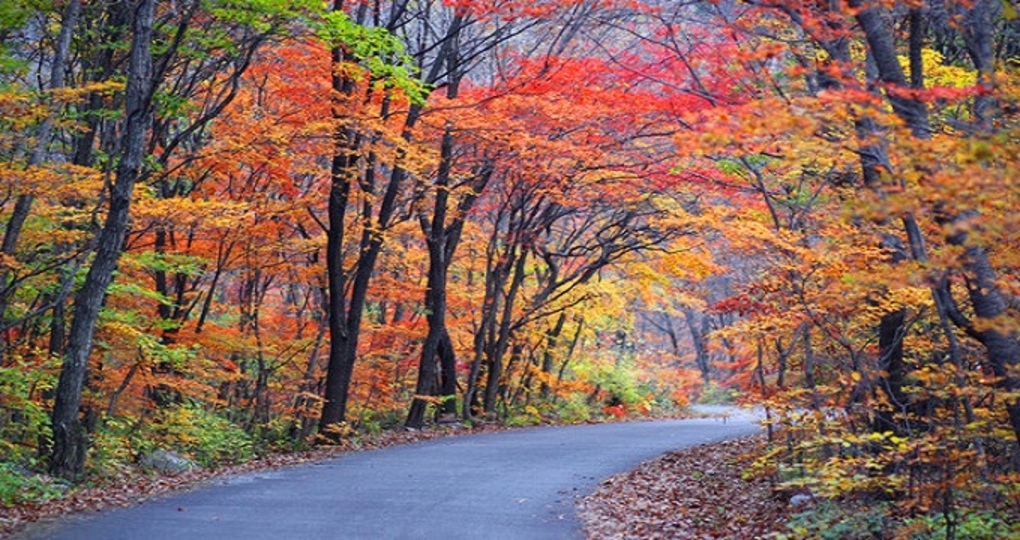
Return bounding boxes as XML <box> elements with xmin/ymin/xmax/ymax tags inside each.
<box><xmin>317</xmin><ymin>0</ymin><xmax>360</xmax><ymax>436</ymax></box>
<box><xmin>484</xmin><ymin>252</ymin><xmax>528</xmax><ymax>414</ymax></box>
<box><xmin>49</xmin><ymin>0</ymin><xmax>155</xmax><ymax>480</ymax></box>
<box><xmin>683</xmin><ymin>308</ymin><xmax>711</xmax><ymax>384</ymax></box>
<box><xmin>539</xmin><ymin>312</ymin><xmax>567</xmax><ymax>399</ymax></box>
<box><xmin>405</xmin><ymin>125</ymin><xmax>455</xmax><ymax>428</ymax></box>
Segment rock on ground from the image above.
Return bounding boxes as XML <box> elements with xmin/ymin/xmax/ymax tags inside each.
<box><xmin>138</xmin><ymin>450</ymin><xmax>200</xmax><ymax>474</ymax></box>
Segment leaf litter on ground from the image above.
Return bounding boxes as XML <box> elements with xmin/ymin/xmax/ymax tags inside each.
<box><xmin>579</xmin><ymin>435</ymin><xmax>788</xmax><ymax>539</ymax></box>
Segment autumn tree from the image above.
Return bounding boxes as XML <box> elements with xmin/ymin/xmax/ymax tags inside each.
<box><xmin>642</xmin><ymin>0</ymin><xmax>1020</xmax><ymax>529</ymax></box>
<box><xmin>15</xmin><ymin>0</ymin><xmax>327</xmax><ymax>479</ymax></box>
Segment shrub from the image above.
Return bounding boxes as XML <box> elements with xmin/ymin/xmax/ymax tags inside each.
<box><xmin>779</xmin><ymin>500</ymin><xmax>891</xmax><ymax>540</ymax></box>
<box><xmin>86</xmin><ymin>416</ymin><xmax>138</xmax><ymax>478</ymax></box>
<box><xmin>899</xmin><ymin>511</ymin><xmax>1018</xmax><ymax>540</ymax></box>
<box><xmin>141</xmin><ymin>404</ymin><xmax>254</xmax><ymax>467</ymax></box>
<box><xmin>697</xmin><ymin>382</ymin><xmax>738</xmax><ymax>405</ymax></box>
<box><xmin>0</xmin><ymin>462</ymin><xmax>65</xmax><ymax>507</ymax></box>
<box><xmin>555</xmin><ymin>395</ymin><xmax>592</xmax><ymax>424</ymax></box>
<box><xmin>505</xmin><ymin>404</ymin><xmax>543</xmax><ymax>427</ymax></box>
<box><xmin>0</xmin><ymin>356</ymin><xmax>55</xmax><ymax>463</ymax></box>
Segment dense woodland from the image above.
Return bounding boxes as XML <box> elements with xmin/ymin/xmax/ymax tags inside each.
<box><xmin>0</xmin><ymin>0</ymin><xmax>1017</xmax><ymax>536</ymax></box>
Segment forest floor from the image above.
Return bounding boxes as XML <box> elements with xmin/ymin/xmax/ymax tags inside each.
<box><xmin>579</xmin><ymin>434</ymin><xmax>790</xmax><ymax>539</ymax></box>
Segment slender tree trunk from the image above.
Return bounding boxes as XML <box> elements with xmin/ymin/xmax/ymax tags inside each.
<box><xmin>407</xmin><ymin>116</ymin><xmax>456</xmax><ymax>428</ymax></box>
<box><xmin>49</xmin><ymin>0</ymin><xmax>155</xmax><ymax>480</ymax></box>
<box><xmin>802</xmin><ymin>325</ymin><xmax>819</xmax><ymax>408</ymax></box>
<box><xmin>554</xmin><ymin>317</ymin><xmax>585</xmax><ymax>399</ymax></box>
<box><xmin>464</xmin><ymin>250</ymin><xmax>500</xmax><ymax>420</ymax></box>
<box><xmin>539</xmin><ymin>312</ymin><xmax>567</xmax><ymax>399</ymax></box>
<box><xmin>0</xmin><ymin>0</ymin><xmax>81</xmax><ymax>360</ymax></box>
<box><xmin>683</xmin><ymin>308</ymin><xmax>711</xmax><ymax>384</ymax></box>
<box><xmin>483</xmin><ymin>252</ymin><xmax>528</xmax><ymax>414</ymax></box>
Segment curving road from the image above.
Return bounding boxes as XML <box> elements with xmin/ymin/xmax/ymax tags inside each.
<box><xmin>20</xmin><ymin>410</ymin><xmax>757</xmax><ymax>540</ymax></box>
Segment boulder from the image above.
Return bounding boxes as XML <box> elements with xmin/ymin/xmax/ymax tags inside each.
<box><xmin>139</xmin><ymin>449</ymin><xmax>199</xmax><ymax>474</ymax></box>
<box><xmin>789</xmin><ymin>493</ymin><xmax>815</xmax><ymax>507</ymax></box>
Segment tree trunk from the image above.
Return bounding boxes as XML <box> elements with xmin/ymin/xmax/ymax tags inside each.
<box><xmin>961</xmin><ymin>0</ymin><xmax>996</xmax><ymax>127</ymax></box>
<box><xmin>0</xmin><ymin>0</ymin><xmax>81</xmax><ymax>360</ymax></box>
<box><xmin>683</xmin><ymin>308</ymin><xmax>711</xmax><ymax>384</ymax></box>
<box><xmin>953</xmin><ymin>241</ymin><xmax>1020</xmax><ymax>443</ymax></box>
<box><xmin>317</xmin><ymin>153</ymin><xmax>353</xmax><ymax>434</ymax></box>
<box><xmin>876</xmin><ymin>308</ymin><xmax>909</xmax><ymax>433</ymax></box>
<box><xmin>464</xmin><ymin>248</ymin><xmax>501</xmax><ymax>420</ymax></box>
<box><xmin>406</xmin><ymin>130</ymin><xmax>452</xmax><ymax>427</ymax></box>
<box><xmin>483</xmin><ymin>252</ymin><xmax>528</xmax><ymax>414</ymax></box>
<box><xmin>539</xmin><ymin>312</ymin><xmax>567</xmax><ymax>399</ymax></box>
<box><xmin>437</xmin><ymin>328</ymin><xmax>458</xmax><ymax>416</ymax></box>
<box><xmin>49</xmin><ymin>0</ymin><xmax>155</xmax><ymax>480</ymax></box>
<box><xmin>317</xmin><ymin>0</ymin><xmax>360</xmax><ymax>435</ymax></box>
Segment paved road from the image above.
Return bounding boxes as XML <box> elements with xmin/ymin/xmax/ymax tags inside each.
<box><xmin>21</xmin><ymin>411</ymin><xmax>757</xmax><ymax>540</ymax></box>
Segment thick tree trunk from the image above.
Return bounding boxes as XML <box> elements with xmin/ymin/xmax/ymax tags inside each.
<box><xmin>850</xmin><ymin>0</ymin><xmax>931</xmax><ymax>138</ymax></box>
<box><xmin>317</xmin><ymin>145</ymin><xmax>352</xmax><ymax>433</ymax></box>
<box><xmin>317</xmin><ymin>0</ymin><xmax>360</xmax><ymax>434</ymax></box>
<box><xmin>49</xmin><ymin>0</ymin><xmax>155</xmax><ymax>480</ymax></box>
<box><xmin>952</xmin><ymin>240</ymin><xmax>1020</xmax><ymax>443</ymax></box>
<box><xmin>961</xmin><ymin>0</ymin><xmax>996</xmax><ymax>126</ymax></box>
<box><xmin>875</xmin><ymin>309</ymin><xmax>909</xmax><ymax>433</ymax></box>
<box><xmin>437</xmin><ymin>328</ymin><xmax>457</xmax><ymax>416</ymax></box>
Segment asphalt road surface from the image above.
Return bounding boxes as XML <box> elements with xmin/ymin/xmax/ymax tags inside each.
<box><xmin>20</xmin><ymin>410</ymin><xmax>758</xmax><ymax>540</ymax></box>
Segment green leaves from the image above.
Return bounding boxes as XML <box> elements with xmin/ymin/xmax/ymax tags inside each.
<box><xmin>0</xmin><ymin>0</ymin><xmax>35</xmax><ymax>76</ymax></box>
<box><xmin>317</xmin><ymin>11</ymin><xmax>404</xmax><ymax>59</ymax></box>
<box><xmin>1003</xmin><ymin>0</ymin><xmax>1018</xmax><ymax>22</ymax></box>
<box><xmin>205</xmin><ymin>0</ymin><xmax>320</xmax><ymax>34</ymax></box>
<box><xmin>315</xmin><ymin>10</ymin><xmax>427</xmax><ymax>104</ymax></box>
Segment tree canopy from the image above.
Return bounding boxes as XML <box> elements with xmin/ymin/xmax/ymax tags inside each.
<box><xmin>0</xmin><ymin>0</ymin><xmax>1017</xmax><ymax>535</ymax></box>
